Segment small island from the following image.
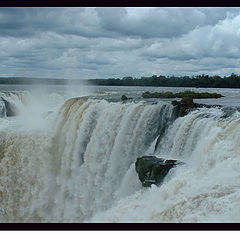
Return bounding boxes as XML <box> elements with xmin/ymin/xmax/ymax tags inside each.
<box><xmin>142</xmin><ymin>90</ymin><xmax>223</xmax><ymax>99</ymax></box>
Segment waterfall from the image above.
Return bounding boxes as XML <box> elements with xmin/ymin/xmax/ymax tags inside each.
<box><xmin>89</xmin><ymin>107</ymin><xmax>240</xmax><ymax>222</ymax></box>
<box><xmin>2</xmin><ymin>90</ymin><xmax>240</xmax><ymax>223</ymax></box>
<box><xmin>0</xmin><ymin>96</ymin><xmax>173</xmax><ymax>222</ymax></box>
<box><xmin>0</xmin><ymin>91</ymin><xmax>27</xmax><ymax>117</ymax></box>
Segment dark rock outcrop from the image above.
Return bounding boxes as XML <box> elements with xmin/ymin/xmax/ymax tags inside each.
<box><xmin>0</xmin><ymin>97</ymin><xmax>17</xmax><ymax>117</ymax></box>
<box><xmin>142</xmin><ymin>90</ymin><xmax>223</xmax><ymax>99</ymax></box>
<box><xmin>172</xmin><ymin>97</ymin><xmax>224</xmax><ymax>117</ymax></box>
<box><xmin>121</xmin><ymin>94</ymin><xmax>133</xmax><ymax>101</ymax></box>
<box><xmin>172</xmin><ymin>97</ymin><xmax>201</xmax><ymax>117</ymax></box>
<box><xmin>0</xmin><ymin>101</ymin><xmax>6</xmax><ymax>117</ymax></box>
<box><xmin>135</xmin><ymin>155</ymin><xmax>183</xmax><ymax>187</ymax></box>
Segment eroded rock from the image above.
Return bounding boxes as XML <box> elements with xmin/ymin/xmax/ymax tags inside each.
<box><xmin>0</xmin><ymin>97</ymin><xmax>18</xmax><ymax>117</ymax></box>
<box><xmin>135</xmin><ymin>155</ymin><xmax>183</xmax><ymax>187</ymax></box>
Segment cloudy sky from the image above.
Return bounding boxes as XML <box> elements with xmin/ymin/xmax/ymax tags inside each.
<box><xmin>1</xmin><ymin>7</ymin><xmax>240</xmax><ymax>79</ymax></box>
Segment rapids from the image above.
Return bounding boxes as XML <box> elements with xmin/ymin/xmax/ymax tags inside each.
<box><xmin>1</xmin><ymin>89</ymin><xmax>240</xmax><ymax>223</ymax></box>
<box><xmin>0</xmin><ymin>91</ymin><xmax>172</xmax><ymax>222</ymax></box>
<box><xmin>89</xmin><ymin>108</ymin><xmax>240</xmax><ymax>222</ymax></box>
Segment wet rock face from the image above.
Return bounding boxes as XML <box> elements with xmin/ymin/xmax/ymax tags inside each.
<box><xmin>171</xmin><ymin>97</ymin><xmax>223</xmax><ymax>118</ymax></box>
<box><xmin>0</xmin><ymin>97</ymin><xmax>17</xmax><ymax>117</ymax></box>
<box><xmin>135</xmin><ymin>156</ymin><xmax>183</xmax><ymax>187</ymax></box>
<box><xmin>0</xmin><ymin>100</ymin><xmax>6</xmax><ymax>117</ymax></box>
<box><xmin>121</xmin><ymin>94</ymin><xmax>133</xmax><ymax>101</ymax></box>
<box><xmin>121</xmin><ymin>94</ymin><xmax>128</xmax><ymax>101</ymax></box>
<box><xmin>172</xmin><ymin>97</ymin><xmax>200</xmax><ymax>117</ymax></box>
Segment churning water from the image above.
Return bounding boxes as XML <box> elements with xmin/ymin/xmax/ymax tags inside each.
<box><xmin>1</xmin><ymin>85</ymin><xmax>240</xmax><ymax>222</ymax></box>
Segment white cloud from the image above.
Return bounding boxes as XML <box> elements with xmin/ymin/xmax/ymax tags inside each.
<box><xmin>1</xmin><ymin>7</ymin><xmax>240</xmax><ymax>79</ymax></box>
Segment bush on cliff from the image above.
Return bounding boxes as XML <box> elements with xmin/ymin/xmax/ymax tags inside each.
<box><xmin>172</xmin><ymin>97</ymin><xmax>200</xmax><ymax>117</ymax></box>
<box><xmin>142</xmin><ymin>90</ymin><xmax>223</xmax><ymax>99</ymax></box>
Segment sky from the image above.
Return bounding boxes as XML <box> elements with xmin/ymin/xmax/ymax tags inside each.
<box><xmin>1</xmin><ymin>7</ymin><xmax>240</xmax><ymax>79</ymax></box>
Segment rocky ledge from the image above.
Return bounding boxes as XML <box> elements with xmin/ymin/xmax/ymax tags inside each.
<box><xmin>135</xmin><ymin>155</ymin><xmax>184</xmax><ymax>187</ymax></box>
<box><xmin>0</xmin><ymin>97</ymin><xmax>17</xmax><ymax>117</ymax></box>
<box><xmin>121</xmin><ymin>94</ymin><xmax>133</xmax><ymax>101</ymax></box>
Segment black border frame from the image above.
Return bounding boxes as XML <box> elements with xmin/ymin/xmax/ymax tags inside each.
<box><xmin>0</xmin><ymin>0</ymin><xmax>240</xmax><ymax>231</ymax></box>
<box><xmin>1</xmin><ymin>223</ymin><xmax>240</xmax><ymax>230</ymax></box>
<box><xmin>0</xmin><ymin>0</ymin><xmax>238</xmax><ymax>7</ymax></box>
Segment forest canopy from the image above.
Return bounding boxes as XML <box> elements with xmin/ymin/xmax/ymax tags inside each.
<box><xmin>2</xmin><ymin>73</ymin><xmax>240</xmax><ymax>88</ymax></box>
<box><xmin>88</xmin><ymin>73</ymin><xmax>240</xmax><ymax>88</ymax></box>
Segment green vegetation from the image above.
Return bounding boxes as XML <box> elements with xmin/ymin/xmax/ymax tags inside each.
<box><xmin>176</xmin><ymin>97</ymin><xmax>194</xmax><ymax>117</ymax></box>
<box><xmin>2</xmin><ymin>73</ymin><xmax>240</xmax><ymax>88</ymax></box>
<box><xmin>142</xmin><ymin>90</ymin><xmax>223</xmax><ymax>99</ymax></box>
<box><xmin>88</xmin><ymin>73</ymin><xmax>240</xmax><ymax>88</ymax></box>
<box><xmin>179</xmin><ymin>96</ymin><xmax>194</xmax><ymax>106</ymax></box>
<box><xmin>171</xmin><ymin>97</ymin><xmax>200</xmax><ymax>117</ymax></box>
<box><xmin>142</xmin><ymin>91</ymin><xmax>175</xmax><ymax>98</ymax></box>
<box><xmin>174</xmin><ymin>91</ymin><xmax>222</xmax><ymax>99</ymax></box>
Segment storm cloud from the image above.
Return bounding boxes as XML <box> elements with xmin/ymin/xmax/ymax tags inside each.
<box><xmin>1</xmin><ymin>7</ymin><xmax>240</xmax><ymax>79</ymax></box>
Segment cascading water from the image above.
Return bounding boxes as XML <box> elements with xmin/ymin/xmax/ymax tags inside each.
<box><xmin>89</xmin><ymin>107</ymin><xmax>240</xmax><ymax>222</ymax></box>
<box><xmin>0</xmin><ymin>91</ymin><xmax>173</xmax><ymax>222</ymax></box>
<box><xmin>1</xmin><ymin>88</ymin><xmax>240</xmax><ymax>223</ymax></box>
<box><xmin>0</xmin><ymin>91</ymin><xmax>27</xmax><ymax>117</ymax></box>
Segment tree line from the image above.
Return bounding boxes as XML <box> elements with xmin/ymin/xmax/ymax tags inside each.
<box><xmin>0</xmin><ymin>77</ymin><xmax>67</xmax><ymax>85</ymax></box>
<box><xmin>88</xmin><ymin>73</ymin><xmax>240</xmax><ymax>88</ymax></box>
<box><xmin>2</xmin><ymin>74</ymin><xmax>240</xmax><ymax>88</ymax></box>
